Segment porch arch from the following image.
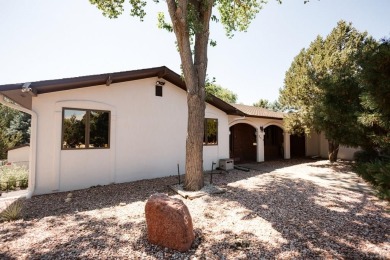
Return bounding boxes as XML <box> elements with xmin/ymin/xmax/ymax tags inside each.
<box><xmin>229</xmin><ymin>123</ymin><xmax>257</xmax><ymax>163</ymax></box>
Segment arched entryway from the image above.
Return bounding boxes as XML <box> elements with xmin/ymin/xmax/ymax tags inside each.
<box><xmin>290</xmin><ymin>134</ymin><xmax>306</xmax><ymax>158</ymax></box>
<box><xmin>264</xmin><ymin>125</ymin><xmax>284</xmax><ymax>160</ymax></box>
<box><xmin>229</xmin><ymin>123</ymin><xmax>257</xmax><ymax>163</ymax></box>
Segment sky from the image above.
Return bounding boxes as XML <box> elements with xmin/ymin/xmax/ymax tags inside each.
<box><xmin>0</xmin><ymin>0</ymin><xmax>389</xmax><ymax>105</ymax></box>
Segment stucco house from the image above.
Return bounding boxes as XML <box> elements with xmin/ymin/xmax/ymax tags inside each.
<box><xmin>0</xmin><ymin>66</ymin><xmax>357</xmax><ymax>197</ymax></box>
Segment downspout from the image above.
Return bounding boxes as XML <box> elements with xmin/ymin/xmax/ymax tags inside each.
<box><xmin>0</xmin><ymin>94</ymin><xmax>37</xmax><ymax>199</ymax></box>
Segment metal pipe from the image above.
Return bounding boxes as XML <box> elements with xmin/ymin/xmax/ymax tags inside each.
<box><xmin>0</xmin><ymin>94</ymin><xmax>37</xmax><ymax>199</ymax></box>
<box><xmin>177</xmin><ymin>163</ymin><xmax>180</xmax><ymax>185</ymax></box>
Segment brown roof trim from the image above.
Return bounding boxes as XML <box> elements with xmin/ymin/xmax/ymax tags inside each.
<box><xmin>0</xmin><ymin>66</ymin><xmax>244</xmax><ymax>116</ymax></box>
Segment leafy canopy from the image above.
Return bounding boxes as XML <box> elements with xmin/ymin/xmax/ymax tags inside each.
<box><xmin>90</xmin><ymin>0</ymin><xmax>280</xmax><ymax>40</ymax></box>
<box><xmin>205</xmin><ymin>77</ymin><xmax>238</xmax><ymax>103</ymax></box>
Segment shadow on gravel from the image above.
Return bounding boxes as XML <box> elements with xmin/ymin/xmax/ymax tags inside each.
<box><xmin>27</xmin><ymin>215</ymin><xmax>147</xmax><ymax>259</ymax></box>
<box><xmin>21</xmin><ymin>176</ymin><xmax>178</xmax><ymax>220</ymax></box>
<box><xmin>214</xmin><ymin>177</ymin><xmax>389</xmax><ymax>259</ymax></box>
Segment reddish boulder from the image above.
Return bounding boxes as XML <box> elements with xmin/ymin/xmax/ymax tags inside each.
<box><xmin>145</xmin><ymin>193</ymin><xmax>194</xmax><ymax>252</ymax></box>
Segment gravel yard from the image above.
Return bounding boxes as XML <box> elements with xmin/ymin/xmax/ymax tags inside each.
<box><xmin>1</xmin><ymin>159</ymin><xmax>389</xmax><ymax>259</ymax></box>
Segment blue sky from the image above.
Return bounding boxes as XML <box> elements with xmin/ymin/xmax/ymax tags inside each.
<box><xmin>0</xmin><ymin>0</ymin><xmax>389</xmax><ymax>105</ymax></box>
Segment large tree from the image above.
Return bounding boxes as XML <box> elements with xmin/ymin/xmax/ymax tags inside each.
<box><xmin>280</xmin><ymin>21</ymin><xmax>375</xmax><ymax>162</ymax></box>
<box><xmin>90</xmin><ymin>0</ymin><xmax>281</xmax><ymax>190</ymax></box>
<box><xmin>358</xmin><ymin>38</ymin><xmax>390</xmax><ymax>155</ymax></box>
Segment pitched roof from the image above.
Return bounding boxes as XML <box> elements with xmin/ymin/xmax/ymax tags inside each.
<box><xmin>0</xmin><ymin>66</ymin><xmax>242</xmax><ymax>116</ymax></box>
<box><xmin>0</xmin><ymin>66</ymin><xmax>283</xmax><ymax>119</ymax></box>
<box><xmin>229</xmin><ymin>103</ymin><xmax>284</xmax><ymax>119</ymax></box>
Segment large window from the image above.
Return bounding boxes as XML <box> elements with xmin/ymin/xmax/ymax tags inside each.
<box><xmin>203</xmin><ymin>118</ymin><xmax>218</xmax><ymax>145</ymax></box>
<box><xmin>62</xmin><ymin>108</ymin><xmax>110</xmax><ymax>149</ymax></box>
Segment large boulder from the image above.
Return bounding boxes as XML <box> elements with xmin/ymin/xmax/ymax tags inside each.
<box><xmin>145</xmin><ymin>193</ymin><xmax>194</xmax><ymax>252</ymax></box>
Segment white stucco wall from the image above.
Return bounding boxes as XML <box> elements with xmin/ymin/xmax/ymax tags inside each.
<box><xmin>305</xmin><ymin>131</ymin><xmax>320</xmax><ymax>157</ymax></box>
<box><xmin>32</xmin><ymin>78</ymin><xmax>229</xmax><ymax>194</ymax></box>
<box><xmin>7</xmin><ymin>146</ymin><xmax>30</xmax><ymax>168</ymax></box>
<box><xmin>317</xmin><ymin>132</ymin><xmax>360</xmax><ymax>160</ymax></box>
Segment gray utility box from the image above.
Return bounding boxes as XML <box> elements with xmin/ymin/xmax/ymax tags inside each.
<box><xmin>219</xmin><ymin>158</ymin><xmax>234</xmax><ymax>171</ymax></box>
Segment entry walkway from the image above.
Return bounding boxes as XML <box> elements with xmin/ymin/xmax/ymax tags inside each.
<box><xmin>238</xmin><ymin>159</ymin><xmax>373</xmax><ymax>194</ymax></box>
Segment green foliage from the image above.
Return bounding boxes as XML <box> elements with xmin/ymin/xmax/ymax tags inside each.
<box><xmin>354</xmin><ymin>150</ymin><xmax>379</xmax><ymax>163</ymax></box>
<box><xmin>280</xmin><ymin>21</ymin><xmax>376</xmax><ymax>157</ymax></box>
<box><xmin>0</xmin><ymin>104</ymin><xmax>31</xmax><ymax>159</ymax></box>
<box><xmin>253</xmin><ymin>99</ymin><xmax>283</xmax><ymax>111</ymax></box>
<box><xmin>0</xmin><ymin>165</ymin><xmax>29</xmax><ymax>191</ymax></box>
<box><xmin>205</xmin><ymin>78</ymin><xmax>238</xmax><ymax>103</ymax></box>
<box><xmin>0</xmin><ymin>199</ymin><xmax>23</xmax><ymax>222</ymax></box>
<box><xmin>63</xmin><ymin>114</ymin><xmax>85</xmax><ymax>148</ymax></box>
<box><xmin>358</xmin><ymin>38</ymin><xmax>390</xmax><ymax>154</ymax></box>
<box><xmin>355</xmin><ymin>159</ymin><xmax>390</xmax><ymax>201</ymax></box>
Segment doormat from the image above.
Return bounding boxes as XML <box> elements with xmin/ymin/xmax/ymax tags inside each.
<box><xmin>169</xmin><ymin>183</ymin><xmax>225</xmax><ymax>199</ymax></box>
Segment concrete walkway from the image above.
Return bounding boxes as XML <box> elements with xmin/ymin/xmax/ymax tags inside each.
<box><xmin>0</xmin><ymin>189</ymin><xmax>27</xmax><ymax>211</ymax></box>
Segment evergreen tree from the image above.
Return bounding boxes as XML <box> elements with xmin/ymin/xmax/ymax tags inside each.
<box><xmin>253</xmin><ymin>99</ymin><xmax>283</xmax><ymax>111</ymax></box>
<box><xmin>7</xmin><ymin>112</ymin><xmax>31</xmax><ymax>147</ymax></box>
<box><xmin>0</xmin><ymin>104</ymin><xmax>29</xmax><ymax>159</ymax></box>
<box><xmin>358</xmin><ymin>38</ymin><xmax>390</xmax><ymax>155</ymax></box>
<box><xmin>280</xmin><ymin>21</ymin><xmax>376</xmax><ymax>162</ymax></box>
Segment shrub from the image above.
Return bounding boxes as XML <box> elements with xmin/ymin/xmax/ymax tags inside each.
<box><xmin>0</xmin><ymin>199</ymin><xmax>23</xmax><ymax>222</ymax></box>
<box><xmin>0</xmin><ymin>165</ymin><xmax>28</xmax><ymax>191</ymax></box>
<box><xmin>354</xmin><ymin>149</ymin><xmax>379</xmax><ymax>163</ymax></box>
<box><xmin>355</xmin><ymin>160</ymin><xmax>390</xmax><ymax>201</ymax></box>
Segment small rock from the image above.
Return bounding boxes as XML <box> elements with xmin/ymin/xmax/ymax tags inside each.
<box><xmin>67</xmin><ymin>193</ymin><xmax>73</xmax><ymax>198</ymax></box>
<box><xmin>65</xmin><ymin>198</ymin><xmax>72</xmax><ymax>203</ymax></box>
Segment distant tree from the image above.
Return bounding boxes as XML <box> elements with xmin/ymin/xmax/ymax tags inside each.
<box><xmin>280</xmin><ymin>21</ymin><xmax>375</xmax><ymax>162</ymax></box>
<box><xmin>253</xmin><ymin>98</ymin><xmax>270</xmax><ymax>108</ymax></box>
<box><xmin>253</xmin><ymin>98</ymin><xmax>283</xmax><ymax>112</ymax></box>
<box><xmin>0</xmin><ymin>104</ymin><xmax>30</xmax><ymax>159</ymax></box>
<box><xmin>205</xmin><ymin>78</ymin><xmax>238</xmax><ymax>103</ymax></box>
<box><xmin>6</xmin><ymin>112</ymin><xmax>31</xmax><ymax>148</ymax></box>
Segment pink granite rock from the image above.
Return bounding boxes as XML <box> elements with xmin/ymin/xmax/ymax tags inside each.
<box><xmin>145</xmin><ymin>193</ymin><xmax>194</xmax><ymax>252</ymax></box>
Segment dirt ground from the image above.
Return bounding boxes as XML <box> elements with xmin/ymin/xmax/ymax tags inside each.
<box><xmin>1</xmin><ymin>159</ymin><xmax>389</xmax><ymax>259</ymax></box>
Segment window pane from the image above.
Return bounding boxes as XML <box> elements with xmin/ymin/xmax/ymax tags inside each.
<box><xmin>205</xmin><ymin>118</ymin><xmax>218</xmax><ymax>145</ymax></box>
<box><xmin>63</xmin><ymin>109</ymin><xmax>86</xmax><ymax>148</ymax></box>
<box><xmin>89</xmin><ymin>111</ymin><xmax>110</xmax><ymax>148</ymax></box>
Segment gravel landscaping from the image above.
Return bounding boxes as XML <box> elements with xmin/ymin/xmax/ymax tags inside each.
<box><xmin>1</xmin><ymin>159</ymin><xmax>389</xmax><ymax>259</ymax></box>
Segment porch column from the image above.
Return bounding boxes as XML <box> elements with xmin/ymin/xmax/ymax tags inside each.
<box><xmin>284</xmin><ymin>131</ymin><xmax>291</xmax><ymax>159</ymax></box>
<box><xmin>257</xmin><ymin>131</ymin><xmax>265</xmax><ymax>162</ymax></box>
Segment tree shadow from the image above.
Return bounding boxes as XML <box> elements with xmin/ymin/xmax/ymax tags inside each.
<box><xmin>26</xmin><ymin>214</ymin><xmax>148</xmax><ymax>259</ymax></box>
<box><xmin>22</xmin><ymin>175</ymin><xmax>179</xmax><ymax>220</ymax></box>
<box><xmin>211</xmin><ymin>176</ymin><xmax>389</xmax><ymax>258</ymax></box>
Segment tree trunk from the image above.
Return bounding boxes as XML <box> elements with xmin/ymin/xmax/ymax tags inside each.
<box><xmin>166</xmin><ymin>0</ymin><xmax>213</xmax><ymax>190</ymax></box>
<box><xmin>328</xmin><ymin>140</ymin><xmax>339</xmax><ymax>163</ymax></box>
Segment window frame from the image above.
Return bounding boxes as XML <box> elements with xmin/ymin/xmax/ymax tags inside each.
<box><xmin>203</xmin><ymin>118</ymin><xmax>218</xmax><ymax>146</ymax></box>
<box><xmin>61</xmin><ymin>107</ymin><xmax>111</xmax><ymax>150</ymax></box>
